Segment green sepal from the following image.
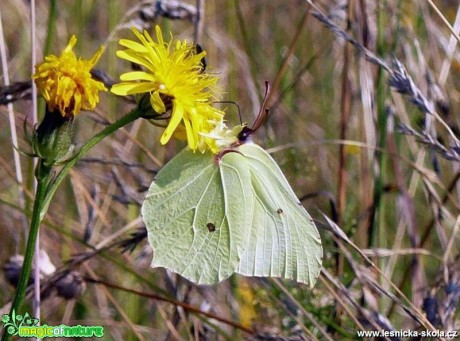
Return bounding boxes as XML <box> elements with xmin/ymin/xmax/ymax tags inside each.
<box><xmin>33</xmin><ymin>108</ymin><xmax>75</xmax><ymax>168</ymax></box>
<box><xmin>136</xmin><ymin>93</ymin><xmax>163</xmax><ymax>119</ymax></box>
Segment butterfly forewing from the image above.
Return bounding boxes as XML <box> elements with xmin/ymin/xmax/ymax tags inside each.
<box><xmin>142</xmin><ymin>148</ymin><xmax>252</xmax><ymax>284</ymax></box>
<box><xmin>235</xmin><ymin>143</ymin><xmax>323</xmax><ymax>287</ymax></box>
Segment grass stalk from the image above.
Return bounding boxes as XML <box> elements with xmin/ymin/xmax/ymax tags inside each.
<box><xmin>44</xmin><ymin>0</ymin><xmax>58</xmax><ymax>56</ymax></box>
<box><xmin>30</xmin><ymin>0</ymin><xmax>42</xmax><ymax>324</ymax></box>
<box><xmin>427</xmin><ymin>0</ymin><xmax>460</xmax><ymax>43</ymax></box>
<box><xmin>0</xmin><ymin>14</ymin><xmax>29</xmax><ymax>246</ymax></box>
<box><xmin>368</xmin><ymin>1</ymin><xmax>388</xmax><ymax>249</ymax></box>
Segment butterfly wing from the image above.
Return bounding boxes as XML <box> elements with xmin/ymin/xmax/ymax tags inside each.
<box><xmin>235</xmin><ymin>143</ymin><xmax>323</xmax><ymax>287</ymax></box>
<box><xmin>142</xmin><ymin>148</ymin><xmax>252</xmax><ymax>284</ymax></box>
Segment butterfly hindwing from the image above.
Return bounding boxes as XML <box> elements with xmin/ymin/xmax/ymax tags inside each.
<box><xmin>142</xmin><ymin>148</ymin><xmax>252</xmax><ymax>284</ymax></box>
<box><xmin>234</xmin><ymin>143</ymin><xmax>323</xmax><ymax>287</ymax></box>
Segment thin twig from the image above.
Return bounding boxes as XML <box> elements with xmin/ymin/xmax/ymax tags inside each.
<box><xmin>84</xmin><ymin>276</ymin><xmax>255</xmax><ymax>335</ymax></box>
<box><xmin>271</xmin><ymin>279</ymin><xmax>335</xmax><ymax>341</ymax></box>
<box><xmin>0</xmin><ymin>13</ymin><xmax>28</xmax><ymax>249</ymax></box>
<box><xmin>30</xmin><ymin>0</ymin><xmax>41</xmax><ymax>323</ymax></box>
<box><xmin>266</xmin><ymin>9</ymin><xmax>309</xmax><ymax>109</ymax></box>
<box><xmin>321</xmin><ymin>215</ymin><xmax>442</xmax><ymax>336</ymax></box>
<box><xmin>427</xmin><ymin>0</ymin><xmax>460</xmax><ymax>43</ymax></box>
<box><xmin>194</xmin><ymin>0</ymin><xmax>204</xmax><ymax>44</ymax></box>
<box><xmin>84</xmin><ymin>267</ymin><xmax>146</xmax><ymax>341</ymax></box>
<box><xmin>438</xmin><ymin>3</ymin><xmax>460</xmax><ymax>86</ymax></box>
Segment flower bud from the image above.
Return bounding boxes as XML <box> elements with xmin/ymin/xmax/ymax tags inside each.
<box><xmin>33</xmin><ymin>108</ymin><xmax>75</xmax><ymax>168</ymax></box>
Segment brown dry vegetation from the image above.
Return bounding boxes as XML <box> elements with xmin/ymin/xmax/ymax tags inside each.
<box><xmin>0</xmin><ymin>0</ymin><xmax>459</xmax><ymax>340</ymax></box>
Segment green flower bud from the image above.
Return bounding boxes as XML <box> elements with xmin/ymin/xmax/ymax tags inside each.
<box><xmin>33</xmin><ymin>108</ymin><xmax>75</xmax><ymax>169</ymax></box>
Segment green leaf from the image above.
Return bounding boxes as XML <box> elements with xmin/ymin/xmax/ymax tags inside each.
<box><xmin>142</xmin><ymin>143</ymin><xmax>323</xmax><ymax>286</ymax></box>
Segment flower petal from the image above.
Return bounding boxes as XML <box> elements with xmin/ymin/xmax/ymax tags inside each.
<box><xmin>111</xmin><ymin>82</ymin><xmax>155</xmax><ymax>96</ymax></box>
<box><xmin>119</xmin><ymin>71</ymin><xmax>157</xmax><ymax>81</ymax></box>
<box><xmin>115</xmin><ymin>50</ymin><xmax>155</xmax><ymax>72</ymax></box>
<box><xmin>150</xmin><ymin>91</ymin><xmax>166</xmax><ymax>113</ymax></box>
<box><xmin>118</xmin><ymin>39</ymin><xmax>148</xmax><ymax>53</ymax></box>
<box><xmin>32</xmin><ymin>35</ymin><xmax>106</xmax><ymax>117</ymax></box>
<box><xmin>160</xmin><ymin>100</ymin><xmax>184</xmax><ymax>145</ymax></box>
<box><xmin>183</xmin><ymin>115</ymin><xmax>197</xmax><ymax>150</ymax></box>
<box><xmin>112</xmin><ymin>25</ymin><xmax>225</xmax><ymax>152</ymax></box>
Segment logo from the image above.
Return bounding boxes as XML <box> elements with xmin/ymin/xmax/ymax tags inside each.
<box><xmin>2</xmin><ymin>310</ymin><xmax>104</xmax><ymax>339</ymax></box>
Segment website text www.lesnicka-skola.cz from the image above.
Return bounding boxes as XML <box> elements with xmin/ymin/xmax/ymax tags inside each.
<box><xmin>356</xmin><ymin>329</ymin><xmax>459</xmax><ymax>339</ymax></box>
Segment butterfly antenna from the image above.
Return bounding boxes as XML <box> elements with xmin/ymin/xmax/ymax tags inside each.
<box><xmin>213</xmin><ymin>101</ymin><xmax>242</xmax><ymax>124</ymax></box>
<box><xmin>252</xmin><ymin>81</ymin><xmax>271</xmax><ymax>132</ymax></box>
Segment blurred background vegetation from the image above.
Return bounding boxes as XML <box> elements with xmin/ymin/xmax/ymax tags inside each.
<box><xmin>0</xmin><ymin>0</ymin><xmax>459</xmax><ymax>340</ymax></box>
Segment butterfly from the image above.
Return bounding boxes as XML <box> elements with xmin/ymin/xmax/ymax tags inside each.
<box><xmin>142</xmin><ymin>85</ymin><xmax>322</xmax><ymax>286</ymax></box>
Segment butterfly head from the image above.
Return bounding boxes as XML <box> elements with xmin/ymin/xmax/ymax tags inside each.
<box><xmin>237</xmin><ymin>126</ymin><xmax>254</xmax><ymax>144</ymax></box>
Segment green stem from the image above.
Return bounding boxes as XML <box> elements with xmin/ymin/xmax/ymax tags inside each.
<box><xmin>41</xmin><ymin>108</ymin><xmax>142</xmax><ymax>216</ymax></box>
<box><xmin>1</xmin><ymin>166</ymin><xmax>50</xmax><ymax>341</ymax></box>
<box><xmin>44</xmin><ymin>0</ymin><xmax>58</xmax><ymax>56</ymax></box>
<box><xmin>368</xmin><ymin>2</ymin><xmax>387</xmax><ymax>248</ymax></box>
<box><xmin>1</xmin><ymin>108</ymin><xmax>141</xmax><ymax>340</ymax></box>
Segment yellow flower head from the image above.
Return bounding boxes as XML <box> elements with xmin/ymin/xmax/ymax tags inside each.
<box><xmin>33</xmin><ymin>35</ymin><xmax>107</xmax><ymax>118</ymax></box>
<box><xmin>111</xmin><ymin>26</ymin><xmax>224</xmax><ymax>151</ymax></box>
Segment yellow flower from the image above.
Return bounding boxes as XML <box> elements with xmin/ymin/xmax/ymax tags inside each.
<box><xmin>33</xmin><ymin>35</ymin><xmax>107</xmax><ymax>118</ymax></box>
<box><xmin>111</xmin><ymin>26</ymin><xmax>224</xmax><ymax>151</ymax></box>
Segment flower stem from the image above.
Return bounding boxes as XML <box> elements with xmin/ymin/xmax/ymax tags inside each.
<box><xmin>41</xmin><ymin>108</ymin><xmax>142</xmax><ymax>217</ymax></box>
<box><xmin>1</xmin><ymin>164</ymin><xmax>50</xmax><ymax>341</ymax></box>
<box><xmin>1</xmin><ymin>108</ymin><xmax>142</xmax><ymax>341</ymax></box>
